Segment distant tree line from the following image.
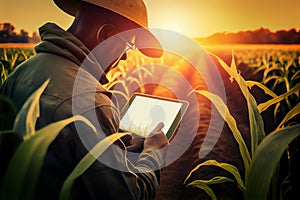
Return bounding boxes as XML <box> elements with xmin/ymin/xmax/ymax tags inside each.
<box><xmin>1</xmin><ymin>23</ymin><xmax>299</xmax><ymax>44</ymax></box>
<box><xmin>197</xmin><ymin>28</ymin><xmax>300</xmax><ymax>44</ymax></box>
<box><xmin>0</xmin><ymin>23</ymin><xmax>40</xmax><ymax>43</ymax></box>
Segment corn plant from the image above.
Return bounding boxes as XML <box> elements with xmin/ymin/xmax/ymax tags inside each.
<box><xmin>1</xmin><ymin>45</ymin><xmax>299</xmax><ymax>199</ymax></box>
<box><xmin>0</xmin><ymin>80</ymin><xmax>126</xmax><ymax>199</ymax></box>
<box><xmin>236</xmin><ymin>48</ymin><xmax>300</xmax><ymax>124</ymax></box>
<box><xmin>0</xmin><ymin>47</ymin><xmax>36</xmax><ymax>86</ymax></box>
<box><xmin>184</xmin><ymin>51</ymin><xmax>300</xmax><ymax>199</ymax></box>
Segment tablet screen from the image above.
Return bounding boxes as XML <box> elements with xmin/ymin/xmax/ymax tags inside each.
<box><xmin>119</xmin><ymin>94</ymin><xmax>188</xmax><ymax>139</ymax></box>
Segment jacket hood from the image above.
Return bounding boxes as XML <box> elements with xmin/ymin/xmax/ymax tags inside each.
<box><xmin>35</xmin><ymin>23</ymin><xmax>108</xmax><ymax>83</ymax></box>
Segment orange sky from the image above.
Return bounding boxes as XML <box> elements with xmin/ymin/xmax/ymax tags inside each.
<box><xmin>1</xmin><ymin>0</ymin><xmax>299</xmax><ymax>37</ymax></box>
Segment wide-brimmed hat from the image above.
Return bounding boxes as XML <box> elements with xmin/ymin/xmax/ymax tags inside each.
<box><xmin>53</xmin><ymin>0</ymin><xmax>163</xmax><ymax>58</ymax></box>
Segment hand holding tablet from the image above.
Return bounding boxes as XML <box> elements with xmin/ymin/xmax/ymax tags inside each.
<box><xmin>119</xmin><ymin>93</ymin><xmax>189</xmax><ymax>140</ymax></box>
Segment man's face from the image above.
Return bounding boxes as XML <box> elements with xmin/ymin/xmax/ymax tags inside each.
<box><xmin>94</xmin><ymin>16</ymin><xmax>140</xmax><ymax>73</ymax></box>
<box><xmin>104</xmin><ymin>33</ymin><xmax>136</xmax><ymax>73</ymax></box>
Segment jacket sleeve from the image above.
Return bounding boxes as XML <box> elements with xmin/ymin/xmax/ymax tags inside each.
<box><xmin>75</xmin><ymin>141</ymin><xmax>163</xmax><ymax>200</ymax></box>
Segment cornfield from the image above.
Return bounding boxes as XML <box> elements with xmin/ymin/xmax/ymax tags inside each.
<box><xmin>0</xmin><ymin>43</ymin><xmax>299</xmax><ymax>199</ymax></box>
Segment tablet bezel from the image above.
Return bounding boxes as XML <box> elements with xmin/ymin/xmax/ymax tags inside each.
<box><xmin>119</xmin><ymin>93</ymin><xmax>189</xmax><ymax>140</ymax></box>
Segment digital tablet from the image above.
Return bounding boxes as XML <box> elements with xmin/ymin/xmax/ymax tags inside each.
<box><xmin>119</xmin><ymin>93</ymin><xmax>189</xmax><ymax>140</ymax></box>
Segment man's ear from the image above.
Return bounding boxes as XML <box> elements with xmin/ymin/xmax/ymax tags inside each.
<box><xmin>96</xmin><ymin>24</ymin><xmax>116</xmax><ymax>43</ymax></box>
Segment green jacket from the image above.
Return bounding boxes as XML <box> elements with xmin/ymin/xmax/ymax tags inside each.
<box><xmin>0</xmin><ymin>23</ymin><xmax>162</xmax><ymax>199</ymax></box>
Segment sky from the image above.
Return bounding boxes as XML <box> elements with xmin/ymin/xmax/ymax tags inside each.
<box><xmin>1</xmin><ymin>0</ymin><xmax>299</xmax><ymax>38</ymax></box>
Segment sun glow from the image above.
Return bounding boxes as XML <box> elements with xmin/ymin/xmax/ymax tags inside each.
<box><xmin>163</xmin><ymin>22</ymin><xmax>183</xmax><ymax>35</ymax></box>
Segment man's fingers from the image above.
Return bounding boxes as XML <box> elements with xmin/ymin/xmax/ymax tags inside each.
<box><xmin>152</xmin><ymin>122</ymin><xmax>164</xmax><ymax>133</ymax></box>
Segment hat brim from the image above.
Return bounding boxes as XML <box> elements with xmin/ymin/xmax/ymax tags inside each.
<box><xmin>134</xmin><ymin>28</ymin><xmax>163</xmax><ymax>58</ymax></box>
<box><xmin>53</xmin><ymin>0</ymin><xmax>163</xmax><ymax>58</ymax></box>
<box><xmin>53</xmin><ymin>0</ymin><xmax>80</xmax><ymax>16</ymax></box>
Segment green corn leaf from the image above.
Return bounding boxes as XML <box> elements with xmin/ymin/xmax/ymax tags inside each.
<box><xmin>209</xmin><ymin>52</ymin><xmax>265</xmax><ymax>161</ymax></box>
<box><xmin>276</xmin><ymin>102</ymin><xmax>300</xmax><ymax>129</ymax></box>
<box><xmin>188</xmin><ymin>176</ymin><xmax>234</xmax><ymax>186</ymax></box>
<box><xmin>246</xmin><ymin>81</ymin><xmax>277</xmax><ymax>98</ymax></box>
<box><xmin>13</xmin><ymin>79</ymin><xmax>50</xmax><ymax>140</ymax></box>
<box><xmin>0</xmin><ymin>115</ymin><xmax>95</xmax><ymax>199</ymax></box>
<box><xmin>185</xmin><ymin>159</ymin><xmax>246</xmax><ymax>192</ymax></box>
<box><xmin>258</xmin><ymin>82</ymin><xmax>300</xmax><ymax>113</ymax></box>
<box><xmin>193</xmin><ymin>90</ymin><xmax>251</xmax><ymax>174</ymax></box>
<box><xmin>59</xmin><ymin>132</ymin><xmax>127</xmax><ymax>200</ymax></box>
<box><xmin>187</xmin><ymin>176</ymin><xmax>235</xmax><ymax>200</ymax></box>
<box><xmin>245</xmin><ymin>125</ymin><xmax>300</xmax><ymax>200</ymax></box>
<box><xmin>187</xmin><ymin>180</ymin><xmax>217</xmax><ymax>200</ymax></box>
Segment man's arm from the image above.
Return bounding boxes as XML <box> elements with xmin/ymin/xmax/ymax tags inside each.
<box><xmin>70</xmin><ymin>102</ymin><xmax>168</xmax><ymax>199</ymax></box>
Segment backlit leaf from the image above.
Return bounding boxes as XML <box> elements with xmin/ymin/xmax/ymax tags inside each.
<box><xmin>276</xmin><ymin>103</ymin><xmax>300</xmax><ymax>129</ymax></box>
<box><xmin>193</xmin><ymin>90</ymin><xmax>251</xmax><ymax>174</ymax></box>
<box><xmin>59</xmin><ymin>132</ymin><xmax>127</xmax><ymax>200</ymax></box>
<box><xmin>185</xmin><ymin>159</ymin><xmax>246</xmax><ymax>192</ymax></box>
<box><xmin>187</xmin><ymin>180</ymin><xmax>217</xmax><ymax>200</ymax></box>
<box><xmin>13</xmin><ymin>79</ymin><xmax>50</xmax><ymax>140</ymax></box>
<box><xmin>258</xmin><ymin>82</ymin><xmax>300</xmax><ymax>112</ymax></box>
<box><xmin>245</xmin><ymin>125</ymin><xmax>300</xmax><ymax>199</ymax></box>
<box><xmin>209</xmin><ymin>52</ymin><xmax>265</xmax><ymax>161</ymax></box>
<box><xmin>0</xmin><ymin>115</ymin><xmax>95</xmax><ymax>199</ymax></box>
<box><xmin>246</xmin><ymin>81</ymin><xmax>277</xmax><ymax>98</ymax></box>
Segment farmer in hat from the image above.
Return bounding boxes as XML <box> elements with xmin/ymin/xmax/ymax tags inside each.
<box><xmin>0</xmin><ymin>0</ymin><xmax>168</xmax><ymax>199</ymax></box>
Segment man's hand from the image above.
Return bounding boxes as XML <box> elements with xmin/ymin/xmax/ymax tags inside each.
<box><xmin>126</xmin><ymin>137</ymin><xmax>145</xmax><ymax>153</ymax></box>
<box><xmin>143</xmin><ymin>122</ymin><xmax>169</xmax><ymax>157</ymax></box>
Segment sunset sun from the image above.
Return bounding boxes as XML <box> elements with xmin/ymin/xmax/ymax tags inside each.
<box><xmin>163</xmin><ymin>22</ymin><xmax>183</xmax><ymax>34</ymax></box>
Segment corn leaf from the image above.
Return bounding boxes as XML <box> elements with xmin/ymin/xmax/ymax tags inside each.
<box><xmin>132</xmin><ymin>66</ymin><xmax>153</xmax><ymax>78</ymax></box>
<box><xmin>194</xmin><ymin>90</ymin><xmax>251</xmax><ymax>174</ymax></box>
<box><xmin>263</xmin><ymin>75</ymin><xmax>282</xmax><ymax>84</ymax></box>
<box><xmin>59</xmin><ymin>132</ymin><xmax>127</xmax><ymax>200</ymax></box>
<box><xmin>13</xmin><ymin>79</ymin><xmax>50</xmax><ymax>140</ymax></box>
<box><xmin>187</xmin><ymin>176</ymin><xmax>235</xmax><ymax>200</ymax></box>
<box><xmin>187</xmin><ymin>180</ymin><xmax>217</xmax><ymax>200</ymax></box>
<box><xmin>245</xmin><ymin>125</ymin><xmax>300</xmax><ymax>199</ymax></box>
<box><xmin>184</xmin><ymin>159</ymin><xmax>245</xmax><ymax>192</ymax></box>
<box><xmin>252</xmin><ymin>65</ymin><xmax>266</xmax><ymax>76</ymax></box>
<box><xmin>246</xmin><ymin>81</ymin><xmax>277</xmax><ymax>98</ymax></box>
<box><xmin>1</xmin><ymin>63</ymin><xmax>8</xmax><ymax>78</ymax></box>
<box><xmin>291</xmin><ymin>70</ymin><xmax>300</xmax><ymax>81</ymax></box>
<box><xmin>10</xmin><ymin>53</ymin><xmax>19</xmax><ymax>69</ymax></box>
<box><xmin>209</xmin><ymin>52</ymin><xmax>265</xmax><ymax>160</ymax></box>
<box><xmin>0</xmin><ymin>115</ymin><xmax>95</xmax><ymax>199</ymax></box>
<box><xmin>188</xmin><ymin>176</ymin><xmax>234</xmax><ymax>186</ymax></box>
<box><xmin>258</xmin><ymin>82</ymin><xmax>300</xmax><ymax>113</ymax></box>
<box><xmin>263</xmin><ymin>65</ymin><xmax>283</xmax><ymax>78</ymax></box>
<box><xmin>276</xmin><ymin>103</ymin><xmax>300</xmax><ymax>129</ymax></box>
<box><xmin>128</xmin><ymin>77</ymin><xmax>143</xmax><ymax>86</ymax></box>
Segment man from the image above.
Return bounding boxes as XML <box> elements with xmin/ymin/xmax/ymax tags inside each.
<box><xmin>0</xmin><ymin>0</ymin><xmax>168</xmax><ymax>199</ymax></box>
